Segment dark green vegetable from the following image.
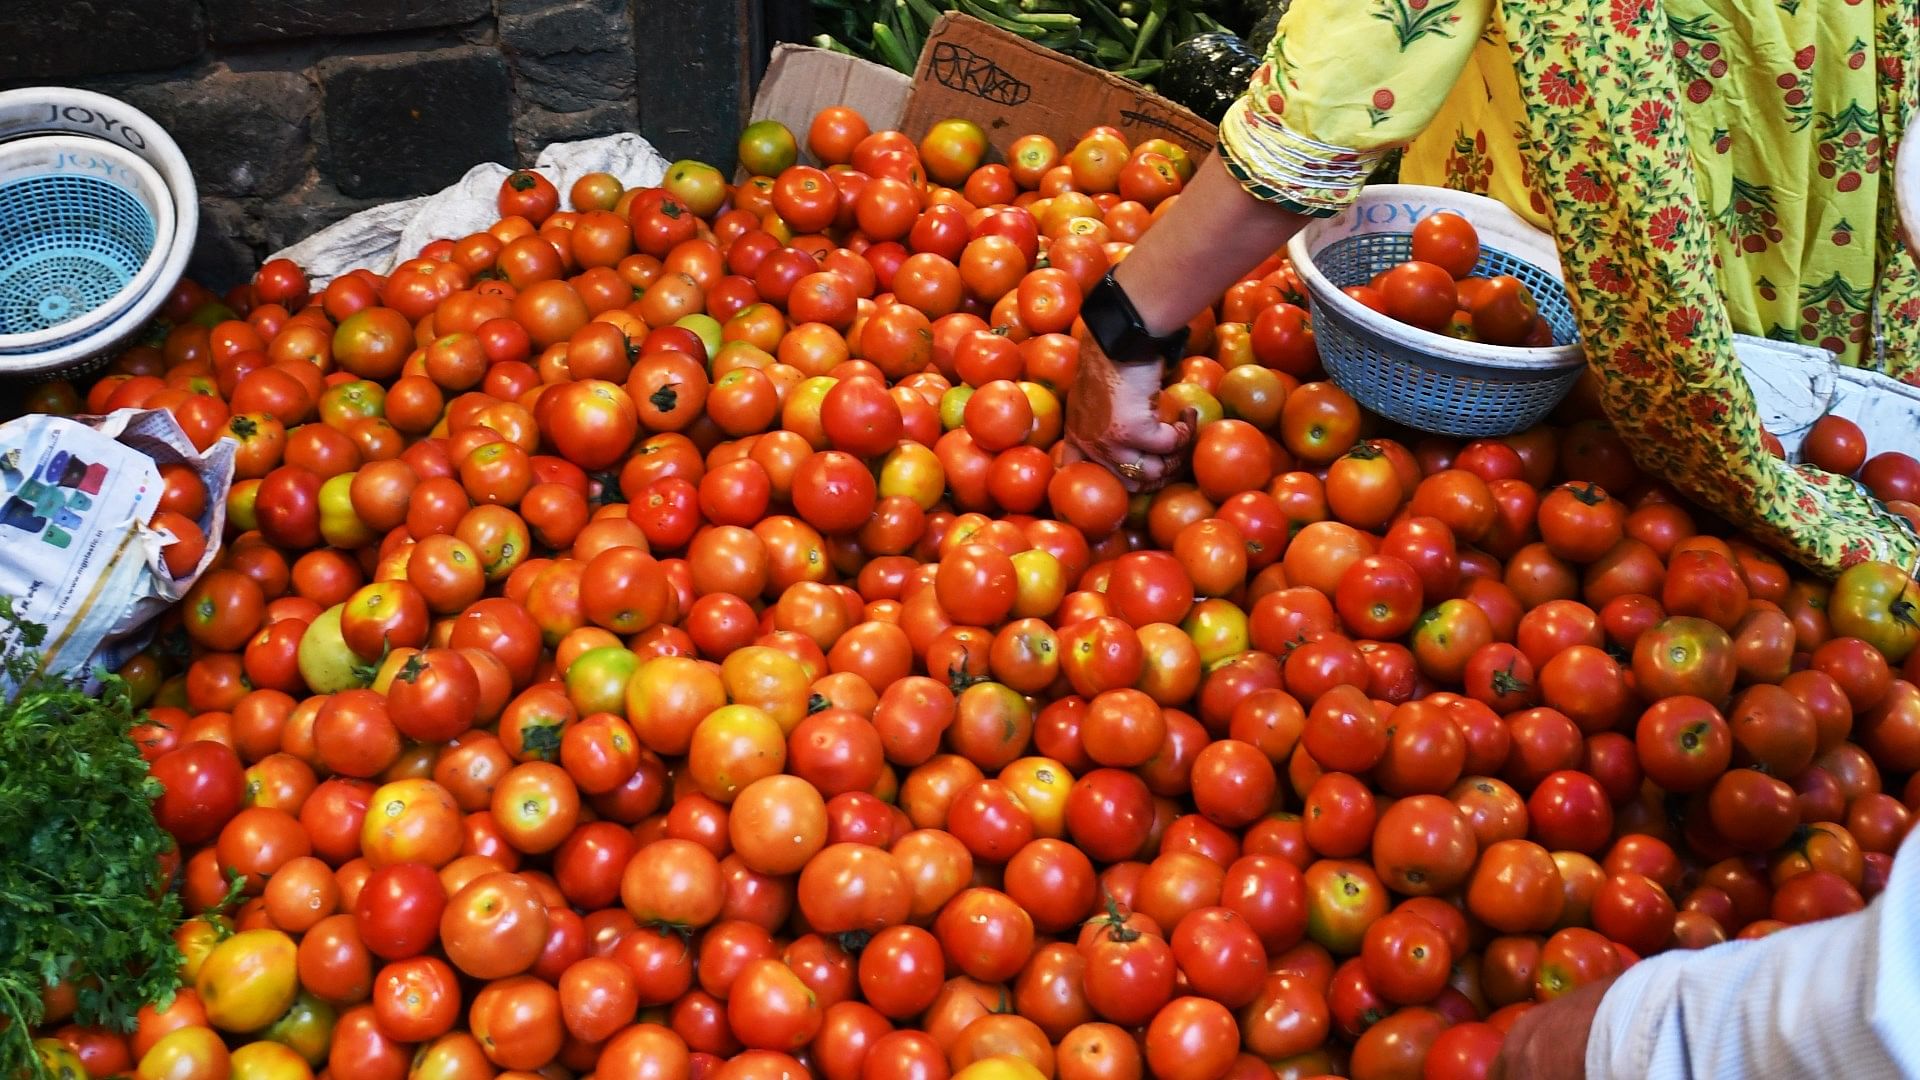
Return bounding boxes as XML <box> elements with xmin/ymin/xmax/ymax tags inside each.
<box><xmin>811</xmin><ymin>0</ymin><xmax>1233</xmax><ymax>87</ymax></box>
<box><xmin>0</xmin><ymin>600</ymin><xmax>182</xmax><ymax>1080</ymax></box>
<box><xmin>1182</xmin><ymin>0</ymin><xmax>1241</xmax><ymax>23</ymax></box>
<box><xmin>1161</xmin><ymin>30</ymin><xmax>1260</xmax><ymax>124</ymax></box>
<box><xmin>1244</xmin><ymin>0</ymin><xmax>1292</xmax><ymax>50</ymax></box>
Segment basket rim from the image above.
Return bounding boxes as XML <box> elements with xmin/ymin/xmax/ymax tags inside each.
<box><xmin>0</xmin><ymin>133</ymin><xmax>175</xmax><ymax>354</ymax></box>
<box><xmin>1286</xmin><ymin>186</ymin><xmax>1586</xmax><ymax>373</ymax></box>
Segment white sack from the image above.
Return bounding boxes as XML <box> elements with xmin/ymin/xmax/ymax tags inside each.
<box><xmin>1736</xmin><ymin>335</ymin><xmax>1920</xmax><ymax>460</ymax></box>
<box><xmin>269</xmin><ymin>133</ymin><xmax>671</xmax><ymax>286</ymax></box>
<box><xmin>1823</xmin><ymin>367</ymin><xmax>1920</xmax><ymax>458</ymax></box>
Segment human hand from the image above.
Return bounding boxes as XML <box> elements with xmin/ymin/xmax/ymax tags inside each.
<box><xmin>1492</xmin><ymin>977</ymin><xmax>1615</xmax><ymax>1080</ymax></box>
<box><xmin>1063</xmin><ymin>334</ymin><xmax>1195</xmax><ymax>493</ymax></box>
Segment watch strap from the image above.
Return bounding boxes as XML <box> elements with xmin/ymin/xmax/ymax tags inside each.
<box><xmin>1083</xmin><ymin>272</ymin><xmax>1186</xmax><ymax>364</ymax></box>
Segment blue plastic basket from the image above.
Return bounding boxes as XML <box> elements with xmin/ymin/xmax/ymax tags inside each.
<box><xmin>0</xmin><ymin>171</ymin><xmax>158</xmax><ymax>336</ymax></box>
<box><xmin>1287</xmin><ymin>187</ymin><xmax>1586</xmax><ymax>438</ymax></box>
<box><xmin>0</xmin><ymin>121</ymin><xmax>186</xmax><ymax>380</ymax></box>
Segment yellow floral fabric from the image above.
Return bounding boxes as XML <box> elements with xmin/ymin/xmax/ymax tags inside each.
<box><xmin>1219</xmin><ymin>0</ymin><xmax>1920</xmax><ymax>576</ymax></box>
<box><xmin>1218</xmin><ymin>0</ymin><xmax>1500</xmax><ymax>215</ymax></box>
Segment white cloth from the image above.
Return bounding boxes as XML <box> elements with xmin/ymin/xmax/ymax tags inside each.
<box><xmin>268</xmin><ymin>133</ymin><xmax>670</xmax><ymax>287</ymax></box>
<box><xmin>1587</xmin><ymin>826</ymin><xmax>1920</xmax><ymax>1078</ymax></box>
<box><xmin>1729</xmin><ymin>336</ymin><xmax>1920</xmax><ymax>462</ymax></box>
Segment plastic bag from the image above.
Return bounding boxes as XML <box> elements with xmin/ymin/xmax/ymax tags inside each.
<box><xmin>268</xmin><ymin>133</ymin><xmax>671</xmax><ymax>287</ymax></box>
<box><xmin>1735</xmin><ymin>335</ymin><xmax>1920</xmax><ymax>459</ymax></box>
<box><xmin>0</xmin><ymin>408</ymin><xmax>234</xmax><ymax>688</ymax></box>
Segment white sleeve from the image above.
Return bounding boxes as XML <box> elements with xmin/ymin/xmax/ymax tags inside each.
<box><xmin>1585</xmin><ymin>827</ymin><xmax>1920</xmax><ymax>1080</ymax></box>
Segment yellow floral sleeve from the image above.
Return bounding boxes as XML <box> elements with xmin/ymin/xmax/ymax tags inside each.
<box><xmin>1399</xmin><ymin>0</ymin><xmax>1920</xmax><ymax>377</ymax></box>
<box><xmin>1221</xmin><ymin>0</ymin><xmax>1495</xmax><ymax>215</ymax></box>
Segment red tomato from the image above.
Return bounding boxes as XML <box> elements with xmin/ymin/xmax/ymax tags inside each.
<box><xmin>1471</xmin><ymin>275</ymin><xmax>1540</xmax><ymax>346</ymax></box>
<box><xmin>1410</xmin><ymin>213</ymin><xmax>1480</xmax><ymax>279</ymax></box>
<box><xmin>1380</xmin><ymin>261</ymin><xmax>1458</xmax><ymax>331</ymax></box>
<box><xmin>150</xmin><ymin>742</ymin><xmax>246</xmax><ymax>845</ymax></box>
<box><xmin>1804</xmin><ymin>414</ymin><xmax>1868</xmax><ymax>475</ymax></box>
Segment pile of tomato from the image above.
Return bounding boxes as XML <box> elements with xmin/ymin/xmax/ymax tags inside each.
<box><xmin>1338</xmin><ymin>215</ymin><xmax>1553</xmax><ymax>349</ymax></box>
<box><xmin>21</xmin><ymin>103</ymin><xmax>1920</xmax><ymax>1080</ymax></box>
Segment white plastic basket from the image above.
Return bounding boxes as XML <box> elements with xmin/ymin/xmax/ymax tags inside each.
<box><xmin>1286</xmin><ymin>185</ymin><xmax>1586</xmax><ymax>437</ymax></box>
<box><xmin>0</xmin><ymin>135</ymin><xmax>177</xmax><ymax>355</ymax></box>
<box><xmin>0</xmin><ymin>87</ymin><xmax>199</xmax><ymax>381</ymax></box>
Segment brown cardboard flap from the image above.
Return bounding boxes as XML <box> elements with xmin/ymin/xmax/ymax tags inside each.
<box><xmin>901</xmin><ymin>14</ymin><xmax>1216</xmax><ymax>159</ymax></box>
<box><xmin>744</xmin><ymin>18</ymin><xmax>1216</xmax><ymax>176</ymax></box>
<box><xmin>748</xmin><ymin>43</ymin><xmax>913</xmax><ymax>166</ymax></box>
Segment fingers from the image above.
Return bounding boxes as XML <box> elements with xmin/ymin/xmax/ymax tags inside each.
<box><xmin>1107</xmin><ymin>449</ymin><xmax>1179</xmax><ymax>493</ymax></box>
<box><xmin>1177</xmin><ymin>407</ymin><xmax>1200</xmax><ymax>444</ymax></box>
<box><xmin>1116</xmin><ymin>417</ymin><xmax>1190</xmax><ymax>456</ymax></box>
<box><xmin>1129</xmin><ymin>454</ymin><xmax>1176</xmax><ymax>491</ymax></box>
<box><xmin>1071</xmin><ymin>438</ymin><xmax>1169</xmax><ymax>494</ymax></box>
<box><xmin>1066</xmin><ymin>421</ymin><xmax>1184</xmax><ymax>494</ymax></box>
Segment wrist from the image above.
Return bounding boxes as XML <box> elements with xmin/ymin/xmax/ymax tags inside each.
<box><xmin>1085</xmin><ymin>271</ymin><xmax>1187</xmax><ymax>364</ymax></box>
<box><xmin>1085</xmin><ymin>344</ymin><xmax>1160</xmax><ymax>389</ymax></box>
<box><xmin>1111</xmin><ymin>261</ymin><xmax>1191</xmax><ymax>339</ymax></box>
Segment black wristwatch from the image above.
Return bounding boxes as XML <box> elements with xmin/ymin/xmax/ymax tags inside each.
<box><xmin>1082</xmin><ymin>271</ymin><xmax>1186</xmax><ymax>364</ymax></box>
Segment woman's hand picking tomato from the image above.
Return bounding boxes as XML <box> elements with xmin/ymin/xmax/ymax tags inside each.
<box><xmin>1064</xmin><ymin>338</ymin><xmax>1196</xmax><ymax>493</ymax></box>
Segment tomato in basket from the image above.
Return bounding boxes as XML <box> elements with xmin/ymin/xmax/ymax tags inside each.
<box><xmin>1343</xmin><ymin>285</ymin><xmax>1389</xmax><ymax>314</ymax></box>
<box><xmin>1411</xmin><ymin>211</ymin><xmax>1482</xmax><ymax>279</ymax></box>
<box><xmin>1380</xmin><ymin>261</ymin><xmax>1459</xmax><ymax>331</ymax></box>
<box><xmin>1455</xmin><ymin>276</ymin><xmax>1492</xmax><ymax>310</ymax></box>
<box><xmin>1472</xmin><ymin>275</ymin><xmax>1540</xmax><ymax>347</ymax></box>
<box><xmin>1361</xmin><ymin>256</ymin><xmax>1552</xmax><ymax>349</ymax></box>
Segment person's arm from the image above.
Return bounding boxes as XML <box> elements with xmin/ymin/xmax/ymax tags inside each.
<box><xmin>1063</xmin><ymin>155</ymin><xmax>1311</xmax><ymax>490</ymax></box>
<box><xmin>1110</xmin><ymin>152</ymin><xmax>1315</xmax><ymax>339</ymax></box>
<box><xmin>1500</xmin><ymin>825</ymin><xmax>1920</xmax><ymax>1079</ymax></box>
<box><xmin>1066</xmin><ymin>0</ymin><xmax>1492</xmax><ymax>490</ymax></box>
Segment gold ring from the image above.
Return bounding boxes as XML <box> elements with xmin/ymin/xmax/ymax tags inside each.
<box><xmin>1117</xmin><ymin>461</ymin><xmax>1145</xmax><ymax>482</ymax></box>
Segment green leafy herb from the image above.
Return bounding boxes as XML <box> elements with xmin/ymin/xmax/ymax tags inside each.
<box><xmin>0</xmin><ymin>598</ymin><xmax>182</xmax><ymax>1079</ymax></box>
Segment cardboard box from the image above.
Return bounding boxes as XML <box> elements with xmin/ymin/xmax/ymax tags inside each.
<box><xmin>748</xmin><ymin>14</ymin><xmax>1216</xmax><ymax>168</ymax></box>
<box><xmin>749</xmin><ymin>43</ymin><xmax>913</xmax><ymax>159</ymax></box>
<box><xmin>904</xmin><ymin>14</ymin><xmax>1216</xmax><ymax>159</ymax></box>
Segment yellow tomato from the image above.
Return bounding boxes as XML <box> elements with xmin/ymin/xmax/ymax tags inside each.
<box><xmin>1020</xmin><ymin>382</ymin><xmax>1063</xmax><ymax>448</ymax></box>
<box><xmin>225</xmin><ymin>479</ymin><xmax>261</xmax><ymax>533</ymax></box>
<box><xmin>136</xmin><ymin>1025</ymin><xmax>230</xmax><ymax>1080</ymax></box>
<box><xmin>687</xmin><ymin>704</ymin><xmax>787</xmax><ymax>802</ymax></box>
<box><xmin>262</xmin><ymin>991</ymin><xmax>335</xmax><ymax>1066</ymax></box>
<box><xmin>941</xmin><ymin>385</ymin><xmax>974</xmax><ymax>431</ymax></box>
<box><xmin>1162</xmin><ymin>382</ymin><xmax>1224</xmax><ymax>427</ymax></box>
<box><xmin>954</xmin><ymin>1057</ymin><xmax>1048</xmax><ymax>1080</ymax></box>
<box><xmin>367</xmin><ymin>646</ymin><xmax>420</xmax><ymax>694</ymax></box>
<box><xmin>1182</xmin><ymin>597</ymin><xmax>1251</xmax><ymax>667</ymax></box>
<box><xmin>780</xmin><ymin>375</ymin><xmax>838</xmax><ymax>450</ymax></box>
<box><xmin>231</xmin><ymin>1040</ymin><xmax>314</xmax><ymax>1080</ymax></box>
<box><xmin>360</xmin><ymin>777</ymin><xmax>463</xmax><ymax>869</ymax></box>
<box><xmin>1009</xmin><ymin>549</ymin><xmax>1066</xmax><ymax>620</ymax></box>
<box><xmin>197</xmin><ymin>929</ymin><xmax>299</xmax><ymax>1033</ymax></box>
<box><xmin>173</xmin><ymin>915</ymin><xmax>232</xmax><ymax>983</ymax></box>
<box><xmin>998</xmin><ymin>757</ymin><xmax>1072</xmax><ymax>838</ymax></box>
<box><xmin>879</xmin><ymin>443</ymin><xmax>946</xmax><ymax>510</ymax></box>
<box><xmin>35</xmin><ymin>1038</ymin><xmax>88</xmax><ymax>1080</ymax></box>
<box><xmin>409</xmin><ymin>1031</ymin><xmax>496</xmax><ymax>1080</ymax></box>
<box><xmin>318</xmin><ymin>472</ymin><xmax>375</xmax><ymax>549</ymax></box>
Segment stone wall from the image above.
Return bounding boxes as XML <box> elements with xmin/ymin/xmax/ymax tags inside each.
<box><xmin>2</xmin><ymin>0</ymin><xmax>757</xmax><ymax>288</ymax></box>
